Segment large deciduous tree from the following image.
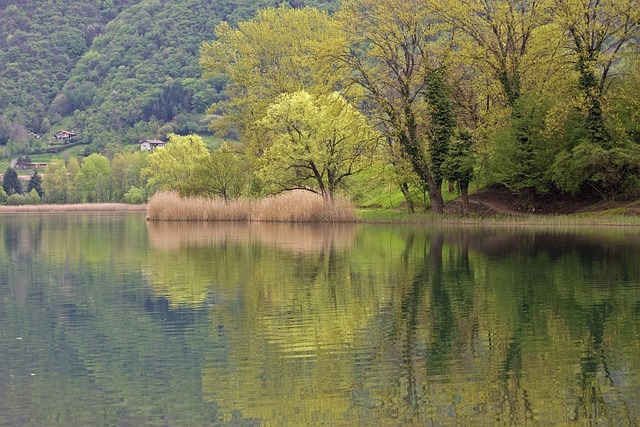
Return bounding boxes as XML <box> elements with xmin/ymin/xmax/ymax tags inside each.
<box><xmin>200</xmin><ymin>6</ymin><xmax>343</xmax><ymax>144</ymax></box>
<box><xmin>429</xmin><ymin>0</ymin><xmax>554</xmax><ymax>202</ymax></box>
<box><xmin>198</xmin><ymin>143</ymin><xmax>249</xmax><ymax>201</ymax></box>
<box><xmin>75</xmin><ymin>153</ymin><xmax>113</xmax><ymax>203</ymax></box>
<box><xmin>142</xmin><ymin>133</ymin><xmax>211</xmax><ymax>197</ymax></box>
<box><xmin>257</xmin><ymin>91</ymin><xmax>380</xmax><ymax>201</ymax></box>
<box><xmin>335</xmin><ymin>0</ymin><xmax>456</xmax><ymax>213</ymax></box>
<box><xmin>551</xmin><ymin>0</ymin><xmax>640</xmax><ymax>147</ymax></box>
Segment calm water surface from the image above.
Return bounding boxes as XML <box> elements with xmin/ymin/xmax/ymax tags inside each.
<box><xmin>0</xmin><ymin>213</ymin><xmax>639</xmax><ymax>426</ymax></box>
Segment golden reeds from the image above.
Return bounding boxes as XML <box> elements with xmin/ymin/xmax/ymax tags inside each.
<box><xmin>146</xmin><ymin>190</ymin><xmax>359</xmax><ymax>222</ymax></box>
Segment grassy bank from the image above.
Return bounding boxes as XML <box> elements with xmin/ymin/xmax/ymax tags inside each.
<box><xmin>358</xmin><ymin>207</ymin><xmax>640</xmax><ymax>226</ymax></box>
<box><xmin>146</xmin><ymin>190</ymin><xmax>359</xmax><ymax>222</ymax></box>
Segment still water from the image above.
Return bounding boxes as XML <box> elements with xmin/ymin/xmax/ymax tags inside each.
<box><xmin>0</xmin><ymin>213</ymin><xmax>639</xmax><ymax>426</ymax></box>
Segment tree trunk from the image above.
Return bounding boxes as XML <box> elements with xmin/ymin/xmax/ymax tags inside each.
<box><xmin>460</xmin><ymin>182</ymin><xmax>469</xmax><ymax>215</ymax></box>
<box><xmin>399</xmin><ymin>182</ymin><xmax>415</xmax><ymax>213</ymax></box>
<box><xmin>426</xmin><ymin>179</ymin><xmax>444</xmax><ymax>214</ymax></box>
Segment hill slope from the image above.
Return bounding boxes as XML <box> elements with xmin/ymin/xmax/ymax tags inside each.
<box><xmin>0</xmin><ymin>0</ymin><xmax>339</xmax><ymax>154</ymax></box>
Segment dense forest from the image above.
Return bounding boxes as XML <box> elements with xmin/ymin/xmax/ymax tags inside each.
<box><xmin>0</xmin><ymin>0</ymin><xmax>339</xmax><ymax>153</ymax></box>
<box><xmin>2</xmin><ymin>0</ymin><xmax>640</xmax><ymax>211</ymax></box>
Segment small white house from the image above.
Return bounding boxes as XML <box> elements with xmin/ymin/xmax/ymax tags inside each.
<box><xmin>140</xmin><ymin>139</ymin><xmax>165</xmax><ymax>151</ymax></box>
<box><xmin>54</xmin><ymin>130</ymin><xmax>77</xmax><ymax>140</ymax></box>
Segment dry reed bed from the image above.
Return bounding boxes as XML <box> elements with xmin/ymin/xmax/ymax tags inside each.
<box><xmin>0</xmin><ymin>203</ymin><xmax>147</xmax><ymax>213</ymax></box>
<box><xmin>146</xmin><ymin>190</ymin><xmax>359</xmax><ymax>222</ymax></box>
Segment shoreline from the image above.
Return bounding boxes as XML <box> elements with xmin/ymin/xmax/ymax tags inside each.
<box><xmin>0</xmin><ymin>203</ymin><xmax>148</xmax><ymax>213</ymax></box>
<box><xmin>0</xmin><ymin>203</ymin><xmax>637</xmax><ymax>227</ymax></box>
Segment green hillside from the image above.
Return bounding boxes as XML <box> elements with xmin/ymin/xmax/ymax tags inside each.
<box><xmin>0</xmin><ymin>0</ymin><xmax>339</xmax><ymax>156</ymax></box>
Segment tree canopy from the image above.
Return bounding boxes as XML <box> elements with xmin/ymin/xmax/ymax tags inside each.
<box><xmin>257</xmin><ymin>91</ymin><xmax>381</xmax><ymax>200</ymax></box>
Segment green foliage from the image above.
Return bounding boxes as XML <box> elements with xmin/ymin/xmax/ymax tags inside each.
<box><xmin>110</xmin><ymin>151</ymin><xmax>148</xmax><ymax>202</ymax></box>
<box><xmin>27</xmin><ymin>168</ymin><xmax>43</xmax><ymax>197</ymax></box>
<box><xmin>122</xmin><ymin>186</ymin><xmax>147</xmax><ymax>204</ymax></box>
<box><xmin>142</xmin><ymin>133</ymin><xmax>211</xmax><ymax>197</ymax></box>
<box><xmin>0</xmin><ymin>186</ymin><xmax>7</xmax><ymax>204</ymax></box>
<box><xmin>442</xmin><ymin>130</ymin><xmax>475</xmax><ymax>189</ymax></box>
<box><xmin>75</xmin><ymin>153</ymin><xmax>113</xmax><ymax>202</ymax></box>
<box><xmin>424</xmin><ymin>68</ymin><xmax>456</xmax><ymax>184</ymax></box>
<box><xmin>195</xmin><ymin>143</ymin><xmax>250</xmax><ymax>200</ymax></box>
<box><xmin>42</xmin><ymin>158</ymin><xmax>69</xmax><ymax>203</ymax></box>
<box><xmin>552</xmin><ymin>142</ymin><xmax>640</xmax><ymax>199</ymax></box>
<box><xmin>2</xmin><ymin>167</ymin><xmax>22</xmax><ymax>195</ymax></box>
<box><xmin>257</xmin><ymin>91</ymin><xmax>380</xmax><ymax>200</ymax></box>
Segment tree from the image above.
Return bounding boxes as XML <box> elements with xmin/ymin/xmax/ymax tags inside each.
<box><xmin>111</xmin><ymin>151</ymin><xmax>148</xmax><ymax>202</ymax></box>
<box><xmin>442</xmin><ymin>130</ymin><xmax>476</xmax><ymax>214</ymax></box>
<box><xmin>200</xmin><ymin>6</ymin><xmax>343</xmax><ymax>144</ymax></box>
<box><xmin>194</xmin><ymin>143</ymin><xmax>249</xmax><ymax>201</ymax></box>
<box><xmin>27</xmin><ymin>168</ymin><xmax>43</xmax><ymax>198</ymax></box>
<box><xmin>550</xmin><ymin>0</ymin><xmax>640</xmax><ymax>147</ymax></box>
<box><xmin>142</xmin><ymin>133</ymin><xmax>211</xmax><ymax>197</ymax></box>
<box><xmin>429</xmin><ymin>0</ymin><xmax>555</xmax><ymax>202</ymax></box>
<box><xmin>2</xmin><ymin>167</ymin><xmax>22</xmax><ymax>196</ymax></box>
<box><xmin>75</xmin><ymin>153</ymin><xmax>112</xmax><ymax>202</ymax></box>
<box><xmin>335</xmin><ymin>0</ymin><xmax>454</xmax><ymax>213</ymax></box>
<box><xmin>257</xmin><ymin>91</ymin><xmax>380</xmax><ymax>201</ymax></box>
<box><xmin>42</xmin><ymin>159</ymin><xmax>68</xmax><ymax>203</ymax></box>
<box><xmin>0</xmin><ymin>186</ymin><xmax>7</xmax><ymax>205</ymax></box>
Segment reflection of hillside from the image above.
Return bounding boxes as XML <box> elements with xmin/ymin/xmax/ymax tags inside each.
<box><xmin>146</xmin><ymin>221</ymin><xmax>358</xmax><ymax>253</ymax></box>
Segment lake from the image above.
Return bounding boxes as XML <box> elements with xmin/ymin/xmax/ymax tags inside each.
<box><xmin>0</xmin><ymin>213</ymin><xmax>639</xmax><ymax>426</ymax></box>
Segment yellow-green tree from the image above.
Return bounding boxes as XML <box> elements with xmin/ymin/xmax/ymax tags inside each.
<box><xmin>44</xmin><ymin>158</ymin><xmax>77</xmax><ymax>204</ymax></box>
<box><xmin>428</xmin><ymin>0</ymin><xmax>556</xmax><ymax>201</ymax></box>
<box><xmin>74</xmin><ymin>153</ymin><xmax>112</xmax><ymax>202</ymax></box>
<box><xmin>335</xmin><ymin>0</ymin><xmax>455</xmax><ymax>213</ymax></box>
<box><xmin>142</xmin><ymin>133</ymin><xmax>211</xmax><ymax>197</ymax></box>
<box><xmin>200</xmin><ymin>6</ymin><xmax>343</xmax><ymax>145</ymax></box>
<box><xmin>110</xmin><ymin>151</ymin><xmax>148</xmax><ymax>202</ymax></box>
<box><xmin>200</xmin><ymin>143</ymin><xmax>249</xmax><ymax>201</ymax></box>
<box><xmin>551</xmin><ymin>0</ymin><xmax>640</xmax><ymax>146</ymax></box>
<box><xmin>257</xmin><ymin>91</ymin><xmax>380</xmax><ymax>201</ymax></box>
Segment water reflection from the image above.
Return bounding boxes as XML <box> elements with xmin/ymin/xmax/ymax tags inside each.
<box><xmin>1</xmin><ymin>216</ymin><xmax>639</xmax><ymax>425</ymax></box>
<box><xmin>143</xmin><ymin>222</ymin><xmax>640</xmax><ymax>425</ymax></box>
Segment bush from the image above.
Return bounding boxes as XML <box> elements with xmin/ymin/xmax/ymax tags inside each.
<box><xmin>123</xmin><ymin>186</ymin><xmax>147</xmax><ymax>204</ymax></box>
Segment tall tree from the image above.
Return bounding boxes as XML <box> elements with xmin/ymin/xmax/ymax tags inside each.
<box><xmin>200</xmin><ymin>6</ymin><xmax>343</xmax><ymax>144</ymax></box>
<box><xmin>550</xmin><ymin>0</ymin><xmax>640</xmax><ymax>147</ymax></box>
<box><xmin>429</xmin><ymin>0</ymin><xmax>554</xmax><ymax>202</ymax></box>
<box><xmin>2</xmin><ymin>168</ymin><xmax>22</xmax><ymax>196</ymax></box>
<box><xmin>26</xmin><ymin>168</ymin><xmax>43</xmax><ymax>198</ymax></box>
<box><xmin>42</xmin><ymin>159</ymin><xmax>69</xmax><ymax>203</ymax></box>
<box><xmin>75</xmin><ymin>153</ymin><xmax>112</xmax><ymax>203</ymax></box>
<box><xmin>257</xmin><ymin>91</ymin><xmax>380</xmax><ymax>201</ymax></box>
<box><xmin>335</xmin><ymin>0</ymin><xmax>455</xmax><ymax>213</ymax></box>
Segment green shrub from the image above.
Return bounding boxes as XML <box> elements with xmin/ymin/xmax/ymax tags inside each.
<box><xmin>123</xmin><ymin>186</ymin><xmax>147</xmax><ymax>204</ymax></box>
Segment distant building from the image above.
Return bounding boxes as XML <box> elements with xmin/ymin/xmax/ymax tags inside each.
<box><xmin>16</xmin><ymin>162</ymin><xmax>48</xmax><ymax>170</ymax></box>
<box><xmin>54</xmin><ymin>130</ymin><xmax>77</xmax><ymax>141</ymax></box>
<box><xmin>141</xmin><ymin>139</ymin><xmax>165</xmax><ymax>151</ymax></box>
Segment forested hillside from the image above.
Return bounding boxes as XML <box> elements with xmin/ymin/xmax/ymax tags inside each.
<box><xmin>0</xmin><ymin>0</ymin><xmax>339</xmax><ymax>155</ymax></box>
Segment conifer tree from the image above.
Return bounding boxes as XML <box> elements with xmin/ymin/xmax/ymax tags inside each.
<box><xmin>2</xmin><ymin>168</ymin><xmax>22</xmax><ymax>196</ymax></box>
<box><xmin>27</xmin><ymin>168</ymin><xmax>44</xmax><ymax>198</ymax></box>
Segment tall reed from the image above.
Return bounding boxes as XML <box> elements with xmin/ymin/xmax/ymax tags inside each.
<box><xmin>146</xmin><ymin>190</ymin><xmax>359</xmax><ymax>222</ymax></box>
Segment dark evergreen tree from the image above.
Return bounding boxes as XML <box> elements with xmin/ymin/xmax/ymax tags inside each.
<box><xmin>27</xmin><ymin>168</ymin><xmax>43</xmax><ymax>198</ymax></box>
<box><xmin>2</xmin><ymin>168</ymin><xmax>22</xmax><ymax>196</ymax></box>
